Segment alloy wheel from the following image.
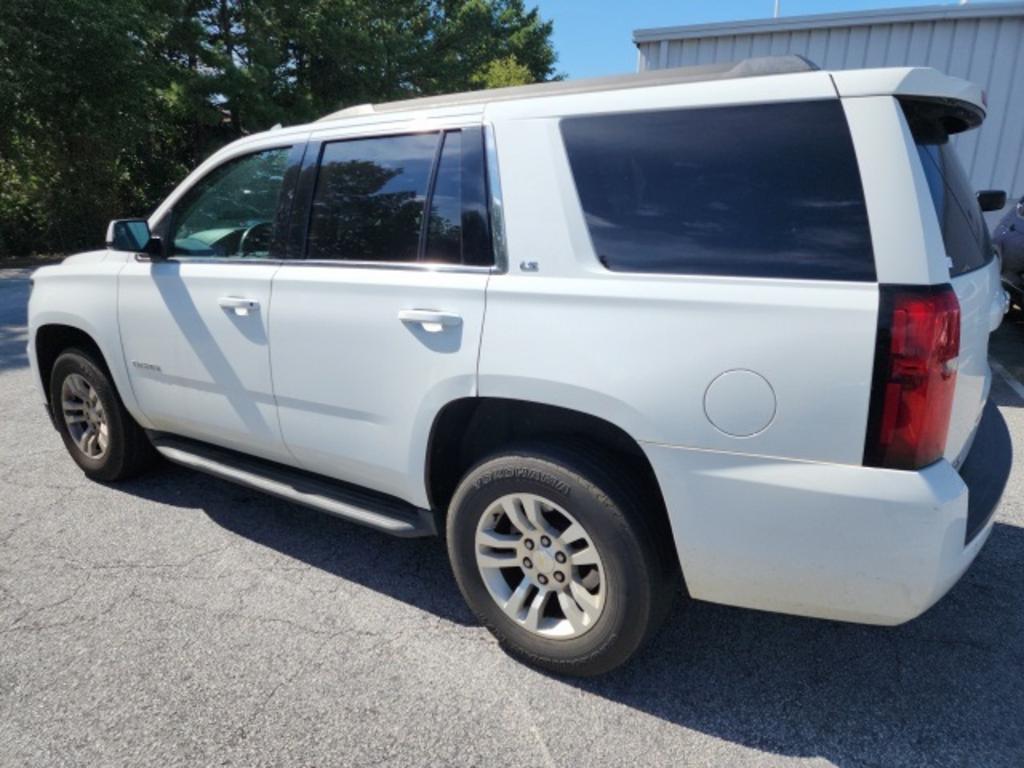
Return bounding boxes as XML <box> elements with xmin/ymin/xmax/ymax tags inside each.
<box><xmin>60</xmin><ymin>373</ymin><xmax>109</xmax><ymax>459</ymax></box>
<box><xmin>474</xmin><ymin>492</ymin><xmax>606</xmax><ymax>639</ymax></box>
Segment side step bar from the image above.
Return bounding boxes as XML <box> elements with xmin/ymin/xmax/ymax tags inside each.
<box><xmin>148</xmin><ymin>432</ymin><xmax>436</xmax><ymax>538</ymax></box>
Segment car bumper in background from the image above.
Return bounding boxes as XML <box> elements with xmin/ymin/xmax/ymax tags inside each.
<box><xmin>643</xmin><ymin>400</ymin><xmax>1011</xmax><ymax>625</ymax></box>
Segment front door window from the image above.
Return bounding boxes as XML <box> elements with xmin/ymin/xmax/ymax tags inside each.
<box><xmin>170</xmin><ymin>147</ymin><xmax>291</xmax><ymax>258</ymax></box>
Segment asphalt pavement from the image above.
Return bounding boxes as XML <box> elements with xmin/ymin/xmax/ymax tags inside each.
<box><xmin>2</xmin><ymin>266</ymin><xmax>1023</xmax><ymax>767</ymax></box>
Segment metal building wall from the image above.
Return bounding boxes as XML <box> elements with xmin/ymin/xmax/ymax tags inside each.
<box><xmin>635</xmin><ymin>3</ymin><xmax>1024</xmax><ymax>204</ymax></box>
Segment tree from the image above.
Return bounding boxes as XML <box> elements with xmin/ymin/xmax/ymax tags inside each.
<box><xmin>423</xmin><ymin>0</ymin><xmax>557</xmax><ymax>93</ymax></box>
<box><xmin>0</xmin><ymin>0</ymin><xmax>176</xmax><ymax>254</ymax></box>
<box><xmin>472</xmin><ymin>55</ymin><xmax>536</xmax><ymax>88</ymax></box>
<box><xmin>0</xmin><ymin>0</ymin><xmax>559</xmax><ymax>257</ymax></box>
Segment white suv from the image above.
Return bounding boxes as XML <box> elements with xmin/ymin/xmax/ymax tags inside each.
<box><xmin>27</xmin><ymin>56</ymin><xmax>1012</xmax><ymax>675</ymax></box>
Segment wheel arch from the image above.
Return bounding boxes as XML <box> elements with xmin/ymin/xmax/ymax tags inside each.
<box><xmin>31</xmin><ymin>320</ymin><xmax>150</xmax><ymax>432</ymax></box>
<box><xmin>424</xmin><ymin>397</ymin><xmax>677</xmax><ymax>557</ymax></box>
<box><xmin>34</xmin><ymin>323</ymin><xmax>111</xmax><ymax>405</ymax></box>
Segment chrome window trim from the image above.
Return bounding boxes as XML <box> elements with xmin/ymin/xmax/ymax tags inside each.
<box><xmin>298</xmin><ymin>259</ymin><xmax>496</xmax><ymax>274</ymax></box>
<box><xmin>137</xmin><ymin>254</ymin><xmax>495</xmax><ymax>274</ymax></box>
<box><xmin>134</xmin><ymin>254</ymin><xmax>283</xmax><ymax>266</ymax></box>
<box><xmin>484</xmin><ymin>123</ymin><xmax>509</xmax><ymax>273</ymax></box>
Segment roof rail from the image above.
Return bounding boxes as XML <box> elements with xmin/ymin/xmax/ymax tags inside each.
<box><xmin>318</xmin><ymin>55</ymin><xmax>819</xmax><ymax>122</ymax></box>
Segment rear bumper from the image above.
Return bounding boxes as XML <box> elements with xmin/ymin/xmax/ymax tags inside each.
<box><xmin>960</xmin><ymin>401</ymin><xmax>1012</xmax><ymax>544</ymax></box>
<box><xmin>642</xmin><ymin>401</ymin><xmax>1011</xmax><ymax>625</ymax></box>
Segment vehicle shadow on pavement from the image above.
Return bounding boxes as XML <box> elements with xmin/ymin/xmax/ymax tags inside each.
<box><xmin>565</xmin><ymin>520</ymin><xmax>1024</xmax><ymax>766</ymax></box>
<box><xmin>119</xmin><ymin>465</ymin><xmax>477</xmax><ymax>627</ymax></box>
<box><xmin>122</xmin><ymin>459</ymin><xmax>1024</xmax><ymax>765</ymax></box>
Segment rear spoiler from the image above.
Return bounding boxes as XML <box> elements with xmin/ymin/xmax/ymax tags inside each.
<box><xmin>831</xmin><ymin>67</ymin><xmax>985</xmax><ymax>132</ymax></box>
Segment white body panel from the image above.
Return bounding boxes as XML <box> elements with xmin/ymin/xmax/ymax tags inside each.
<box><xmin>831</xmin><ymin>66</ymin><xmax>985</xmax><ymax>114</ymax></box>
<box><xmin>841</xmin><ymin>96</ymin><xmax>951</xmax><ymax>285</ymax></box>
<box><xmin>28</xmin><ymin>251</ymin><xmax>142</xmax><ymax>418</ymax></box>
<box><xmin>948</xmin><ymin>259</ymin><xmax>999</xmax><ymax>464</ymax></box>
<box><xmin>27</xmin><ymin>62</ymin><xmax>1006</xmax><ymax>629</ymax></box>
<box><xmin>479</xmin><ymin>273</ymin><xmax>877</xmax><ymax>463</ymax></box>
<box><xmin>269</xmin><ymin>265</ymin><xmax>487</xmax><ymax>506</ymax></box>
<box><xmin>644</xmin><ymin>440</ymin><xmax>992</xmax><ymax>624</ymax></box>
<box><xmin>478</xmin><ymin>71</ymin><xmax>878</xmax><ymax>463</ymax></box>
<box><xmin>117</xmin><ymin>260</ymin><xmax>290</xmax><ymax>463</ymax></box>
<box><xmin>842</xmin><ymin>93</ymin><xmax>998</xmax><ymax>464</ymax></box>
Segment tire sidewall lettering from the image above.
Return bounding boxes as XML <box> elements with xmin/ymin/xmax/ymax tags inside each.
<box><xmin>471</xmin><ymin>465</ymin><xmax>572</xmax><ymax>499</ymax></box>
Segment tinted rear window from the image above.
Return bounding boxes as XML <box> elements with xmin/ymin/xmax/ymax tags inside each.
<box><xmin>914</xmin><ymin>139</ymin><xmax>991</xmax><ymax>277</ymax></box>
<box><xmin>307</xmin><ymin>133</ymin><xmax>437</xmax><ymax>262</ymax></box>
<box><xmin>560</xmin><ymin>100</ymin><xmax>875</xmax><ymax>281</ymax></box>
<box><xmin>424</xmin><ymin>131</ymin><xmax>462</xmax><ymax>264</ymax></box>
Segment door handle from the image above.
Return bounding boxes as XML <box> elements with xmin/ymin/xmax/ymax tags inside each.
<box><xmin>218</xmin><ymin>296</ymin><xmax>260</xmax><ymax>316</ymax></box>
<box><xmin>398</xmin><ymin>309</ymin><xmax>462</xmax><ymax>333</ymax></box>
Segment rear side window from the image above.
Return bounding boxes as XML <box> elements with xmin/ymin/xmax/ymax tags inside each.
<box><xmin>914</xmin><ymin>138</ymin><xmax>991</xmax><ymax>277</ymax></box>
<box><xmin>560</xmin><ymin>100</ymin><xmax>875</xmax><ymax>281</ymax></box>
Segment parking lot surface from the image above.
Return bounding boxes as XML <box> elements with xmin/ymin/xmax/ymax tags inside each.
<box><xmin>2</xmin><ymin>266</ymin><xmax>1023</xmax><ymax>767</ymax></box>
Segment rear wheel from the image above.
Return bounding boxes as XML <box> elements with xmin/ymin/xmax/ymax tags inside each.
<box><xmin>446</xmin><ymin>444</ymin><xmax>675</xmax><ymax>676</ymax></box>
<box><xmin>49</xmin><ymin>349</ymin><xmax>155</xmax><ymax>481</ymax></box>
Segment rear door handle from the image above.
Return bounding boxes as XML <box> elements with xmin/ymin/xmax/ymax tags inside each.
<box><xmin>218</xmin><ymin>296</ymin><xmax>260</xmax><ymax>316</ymax></box>
<box><xmin>398</xmin><ymin>309</ymin><xmax>462</xmax><ymax>333</ymax></box>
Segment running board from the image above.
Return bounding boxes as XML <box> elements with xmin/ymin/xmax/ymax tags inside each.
<box><xmin>148</xmin><ymin>433</ymin><xmax>436</xmax><ymax>538</ymax></box>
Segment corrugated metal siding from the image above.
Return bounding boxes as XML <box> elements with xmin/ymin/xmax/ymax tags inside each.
<box><xmin>637</xmin><ymin>8</ymin><xmax>1024</xmax><ymax>204</ymax></box>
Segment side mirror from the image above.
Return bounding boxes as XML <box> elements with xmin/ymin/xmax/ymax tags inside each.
<box><xmin>977</xmin><ymin>190</ymin><xmax>1007</xmax><ymax>213</ymax></box>
<box><xmin>105</xmin><ymin>218</ymin><xmax>163</xmax><ymax>257</ymax></box>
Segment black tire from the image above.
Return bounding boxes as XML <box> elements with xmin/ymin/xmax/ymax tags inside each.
<box><xmin>49</xmin><ymin>348</ymin><xmax>155</xmax><ymax>482</ymax></box>
<box><xmin>446</xmin><ymin>443</ymin><xmax>677</xmax><ymax>676</ymax></box>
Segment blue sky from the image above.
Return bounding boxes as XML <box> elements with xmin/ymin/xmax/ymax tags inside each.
<box><xmin>532</xmin><ymin>0</ymin><xmax>992</xmax><ymax>78</ymax></box>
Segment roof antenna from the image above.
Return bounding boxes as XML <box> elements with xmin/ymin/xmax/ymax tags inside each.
<box><xmin>774</xmin><ymin>0</ymin><xmax>781</xmax><ymax>18</ymax></box>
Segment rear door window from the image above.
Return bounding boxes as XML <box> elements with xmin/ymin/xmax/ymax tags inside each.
<box><xmin>304</xmin><ymin>128</ymin><xmax>493</xmax><ymax>267</ymax></box>
<box><xmin>307</xmin><ymin>133</ymin><xmax>437</xmax><ymax>263</ymax></box>
<box><xmin>424</xmin><ymin>131</ymin><xmax>462</xmax><ymax>264</ymax></box>
<box><xmin>560</xmin><ymin>100</ymin><xmax>875</xmax><ymax>281</ymax></box>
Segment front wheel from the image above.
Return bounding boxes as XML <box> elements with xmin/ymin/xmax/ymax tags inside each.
<box><xmin>446</xmin><ymin>445</ymin><xmax>675</xmax><ymax>676</ymax></box>
<box><xmin>49</xmin><ymin>349</ymin><xmax>155</xmax><ymax>482</ymax></box>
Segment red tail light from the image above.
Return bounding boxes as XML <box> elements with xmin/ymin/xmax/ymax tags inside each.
<box><xmin>864</xmin><ymin>285</ymin><xmax>961</xmax><ymax>470</ymax></box>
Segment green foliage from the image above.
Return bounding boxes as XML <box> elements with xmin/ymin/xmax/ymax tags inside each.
<box><xmin>0</xmin><ymin>0</ymin><xmax>558</xmax><ymax>256</ymax></box>
<box><xmin>472</xmin><ymin>55</ymin><xmax>535</xmax><ymax>88</ymax></box>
